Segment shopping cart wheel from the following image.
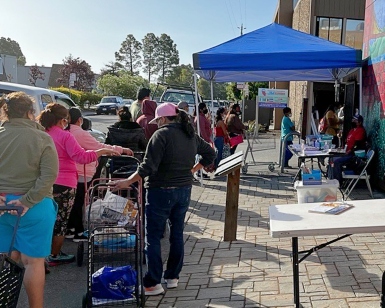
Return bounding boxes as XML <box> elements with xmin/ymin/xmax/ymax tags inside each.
<box><xmin>242</xmin><ymin>164</ymin><xmax>248</xmax><ymax>174</ymax></box>
<box><xmin>77</xmin><ymin>242</ymin><xmax>84</xmax><ymax>267</ymax></box>
<box><xmin>268</xmin><ymin>163</ymin><xmax>275</xmax><ymax>172</ymax></box>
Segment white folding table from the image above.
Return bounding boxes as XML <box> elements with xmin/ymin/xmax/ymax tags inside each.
<box><xmin>269</xmin><ymin>199</ymin><xmax>385</xmax><ymax>308</ymax></box>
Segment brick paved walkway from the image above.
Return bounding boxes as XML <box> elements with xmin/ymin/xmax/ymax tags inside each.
<box><xmin>17</xmin><ymin>132</ymin><xmax>385</xmax><ymax>307</ymax></box>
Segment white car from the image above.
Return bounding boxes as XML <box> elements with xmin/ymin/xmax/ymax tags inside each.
<box><xmin>160</xmin><ymin>86</ymin><xmax>202</xmax><ymax>116</ymax></box>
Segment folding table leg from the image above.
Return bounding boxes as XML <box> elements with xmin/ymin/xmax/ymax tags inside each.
<box><xmin>292</xmin><ymin>237</ymin><xmax>300</xmax><ymax>308</ymax></box>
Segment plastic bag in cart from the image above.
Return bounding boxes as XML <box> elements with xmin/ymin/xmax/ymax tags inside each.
<box><xmin>94</xmin><ymin>231</ymin><xmax>136</xmax><ymax>250</ymax></box>
<box><xmin>92</xmin><ymin>265</ymin><xmax>137</xmax><ymax>300</ymax></box>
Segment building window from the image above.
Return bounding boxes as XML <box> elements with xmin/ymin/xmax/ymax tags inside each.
<box><xmin>316</xmin><ymin>17</ymin><xmax>364</xmax><ymax>49</ymax></box>
<box><xmin>316</xmin><ymin>17</ymin><xmax>343</xmax><ymax>44</ymax></box>
<box><xmin>345</xmin><ymin>19</ymin><xmax>364</xmax><ymax>49</ymax></box>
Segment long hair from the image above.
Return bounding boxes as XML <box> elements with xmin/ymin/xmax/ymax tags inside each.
<box><xmin>37</xmin><ymin>103</ymin><xmax>68</xmax><ymax>129</ymax></box>
<box><xmin>215</xmin><ymin>107</ymin><xmax>225</xmax><ymax>124</ymax></box>
<box><xmin>0</xmin><ymin>92</ymin><xmax>34</xmax><ymax>121</ymax></box>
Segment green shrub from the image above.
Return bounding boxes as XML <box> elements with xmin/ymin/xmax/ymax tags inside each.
<box><xmin>50</xmin><ymin>87</ymin><xmax>102</xmax><ymax>108</ymax></box>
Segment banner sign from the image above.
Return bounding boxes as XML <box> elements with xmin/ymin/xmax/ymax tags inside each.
<box><xmin>258</xmin><ymin>88</ymin><xmax>288</xmax><ymax>108</ymax></box>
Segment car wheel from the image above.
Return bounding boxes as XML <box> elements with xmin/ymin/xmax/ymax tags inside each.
<box><xmin>96</xmin><ymin>111</ymin><xmax>101</xmax><ymax>115</ymax></box>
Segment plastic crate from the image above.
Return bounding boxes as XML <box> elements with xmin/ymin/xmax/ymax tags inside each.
<box><xmin>301</xmin><ymin>169</ymin><xmax>322</xmax><ymax>185</ymax></box>
<box><xmin>0</xmin><ymin>254</ymin><xmax>25</xmax><ymax>308</ymax></box>
<box><xmin>294</xmin><ymin>179</ymin><xmax>340</xmax><ymax>204</ymax></box>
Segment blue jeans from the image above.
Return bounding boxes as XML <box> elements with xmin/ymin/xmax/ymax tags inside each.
<box><xmin>143</xmin><ymin>186</ymin><xmax>192</xmax><ymax>287</ymax></box>
<box><xmin>214</xmin><ymin>136</ymin><xmax>224</xmax><ymax>169</ymax></box>
<box><xmin>332</xmin><ymin>154</ymin><xmax>353</xmax><ymax>183</ymax></box>
<box><xmin>284</xmin><ymin>140</ymin><xmax>293</xmax><ymax>166</ymax></box>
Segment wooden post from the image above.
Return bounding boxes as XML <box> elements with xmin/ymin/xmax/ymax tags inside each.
<box><xmin>224</xmin><ymin>168</ymin><xmax>241</xmax><ymax>241</ymax></box>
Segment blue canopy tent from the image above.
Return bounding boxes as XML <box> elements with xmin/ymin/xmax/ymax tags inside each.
<box><xmin>192</xmin><ymin>23</ymin><xmax>362</xmax><ymax>82</ymax></box>
<box><xmin>192</xmin><ymin>23</ymin><xmax>363</xmax><ymax>175</ymax></box>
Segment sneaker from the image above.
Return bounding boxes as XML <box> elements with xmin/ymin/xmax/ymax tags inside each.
<box><xmin>65</xmin><ymin>228</ymin><xmax>75</xmax><ymax>239</ymax></box>
<box><xmin>47</xmin><ymin>251</ymin><xmax>75</xmax><ymax>266</ymax></box>
<box><xmin>165</xmin><ymin>279</ymin><xmax>178</xmax><ymax>289</ymax></box>
<box><xmin>44</xmin><ymin>260</ymin><xmax>50</xmax><ymax>274</ymax></box>
<box><xmin>73</xmin><ymin>233</ymin><xmax>88</xmax><ymax>242</ymax></box>
<box><xmin>144</xmin><ymin>284</ymin><xmax>164</xmax><ymax>296</ymax></box>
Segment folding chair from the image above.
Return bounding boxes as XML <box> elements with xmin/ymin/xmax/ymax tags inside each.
<box><xmin>342</xmin><ymin>149</ymin><xmax>374</xmax><ymax>199</ymax></box>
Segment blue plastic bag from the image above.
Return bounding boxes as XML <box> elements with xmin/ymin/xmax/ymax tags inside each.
<box><xmin>92</xmin><ymin>265</ymin><xmax>137</xmax><ymax>300</ymax></box>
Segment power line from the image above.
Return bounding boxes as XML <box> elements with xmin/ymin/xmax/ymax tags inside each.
<box><xmin>225</xmin><ymin>0</ymin><xmax>237</xmax><ymax>36</ymax></box>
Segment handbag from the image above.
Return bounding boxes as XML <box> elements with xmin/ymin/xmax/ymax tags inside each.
<box><xmin>229</xmin><ymin>134</ymin><xmax>243</xmax><ymax>148</ymax></box>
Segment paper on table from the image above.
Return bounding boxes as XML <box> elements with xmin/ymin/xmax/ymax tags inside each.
<box><xmin>309</xmin><ymin>202</ymin><xmax>354</xmax><ymax>215</ymax></box>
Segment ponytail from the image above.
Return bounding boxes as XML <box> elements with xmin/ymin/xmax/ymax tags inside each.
<box><xmin>177</xmin><ymin>109</ymin><xmax>195</xmax><ymax>138</ymax></box>
<box><xmin>37</xmin><ymin>103</ymin><xmax>68</xmax><ymax>129</ymax></box>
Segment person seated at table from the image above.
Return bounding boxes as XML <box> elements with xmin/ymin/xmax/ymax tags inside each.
<box><xmin>331</xmin><ymin>115</ymin><xmax>366</xmax><ymax>184</ymax></box>
<box><xmin>281</xmin><ymin>107</ymin><xmax>295</xmax><ymax>168</ymax></box>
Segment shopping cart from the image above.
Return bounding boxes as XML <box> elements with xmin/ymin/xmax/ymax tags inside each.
<box><xmin>0</xmin><ymin>206</ymin><xmax>25</xmax><ymax>308</ymax></box>
<box><xmin>81</xmin><ymin>181</ymin><xmax>145</xmax><ymax>308</ymax></box>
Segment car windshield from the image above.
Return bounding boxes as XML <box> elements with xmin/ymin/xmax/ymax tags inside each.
<box><xmin>101</xmin><ymin>97</ymin><xmax>117</xmax><ymax>104</ymax></box>
<box><xmin>162</xmin><ymin>92</ymin><xmax>195</xmax><ymax>104</ymax></box>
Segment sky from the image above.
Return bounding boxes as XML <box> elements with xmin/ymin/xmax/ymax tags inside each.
<box><xmin>2</xmin><ymin>0</ymin><xmax>278</xmax><ymax>76</ymax></box>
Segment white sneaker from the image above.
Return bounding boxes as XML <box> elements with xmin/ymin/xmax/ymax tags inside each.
<box><xmin>144</xmin><ymin>284</ymin><xmax>164</xmax><ymax>296</ymax></box>
<box><xmin>165</xmin><ymin>279</ymin><xmax>178</xmax><ymax>289</ymax></box>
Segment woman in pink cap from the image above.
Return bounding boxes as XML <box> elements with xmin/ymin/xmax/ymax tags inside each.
<box><xmin>113</xmin><ymin>103</ymin><xmax>216</xmax><ymax>296</ymax></box>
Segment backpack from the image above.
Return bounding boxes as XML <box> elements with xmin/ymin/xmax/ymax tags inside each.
<box><xmin>318</xmin><ymin>116</ymin><xmax>327</xmax><ymax>133</ymax></box>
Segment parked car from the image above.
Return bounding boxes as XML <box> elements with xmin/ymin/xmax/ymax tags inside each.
<box><xmin>95</xmin><ymin>96</ymin><xmax>124</xmax><ymax>115</ymax></box>
<box><xmin>122</xmin><ymin>98</ymin><xmax>134</xmax><ymax>108</ymax></box>
<box><xmin>159</xmin><ymin>85</ymin><xmax>202</xmax><ymax>116</ymax></box>
<box><xmin>0</xmin><ymin>82</ymin><xmax>105</xmax><ymax>142</ymax></box>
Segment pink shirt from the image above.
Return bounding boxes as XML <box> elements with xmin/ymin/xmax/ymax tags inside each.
<box><xmin>47</xmin><ymin>126</ymin><xmax>98</xmax><ymax>188</ymax></box>
<box><xmin>195</xmin><ymin>113</ymin><xmax>212</xmax><ymax>143</ymax></box>
<box><xmin>70</xmin><ymin>125</ymin><xmax>123</xmax><ymax>181</ymax></box>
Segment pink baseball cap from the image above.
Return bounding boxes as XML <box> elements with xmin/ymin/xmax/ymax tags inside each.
<box><xmin>149</xmin><ymin>103</ymin><xmax>178</xmax><ymax>124</ymax></box>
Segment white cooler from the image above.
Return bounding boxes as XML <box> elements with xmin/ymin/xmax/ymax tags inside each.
<box><xmin>294</xmin><ymin>179</ymin><xmax>340</xmax><ymax>204</ymax></box>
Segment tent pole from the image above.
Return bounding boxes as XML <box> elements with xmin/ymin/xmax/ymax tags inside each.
<box><xmin>359</xmin><ymin>67</ymin><xmax>363</xmax><ymax>114</ymax></box>
<box><xmin>210</xmin><ymin>80</ymin><xmax>214</xmax><ymax>131</ymax></box>
<box><xmin>194</xmin><ymin>72</ymin><xmax>203</xmax><ymax>186</ymax></box>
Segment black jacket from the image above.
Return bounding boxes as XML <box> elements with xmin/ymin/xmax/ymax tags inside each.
<box><xmin>137</xmin><ymin>123</ymin><xmax>216</xmax><ymax>188</ymax></box>
<box><xmin>105</xmin><ymin>126</ymin><xmax>147</xmax><ymax>151</ymax></box>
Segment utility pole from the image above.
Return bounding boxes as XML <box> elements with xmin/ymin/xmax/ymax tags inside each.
<box><xmin>238</xmin><ymin>23</ymin><xmax>246</xmax><ymax>35</ymax></box>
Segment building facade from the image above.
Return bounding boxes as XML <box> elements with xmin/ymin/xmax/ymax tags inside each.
<box><xmin>272</xmin><ymin>0</ymin><xmax>365</xmax><ymax>132</ymax></box>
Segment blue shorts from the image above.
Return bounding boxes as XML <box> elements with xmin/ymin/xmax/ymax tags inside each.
<box><xmin>0</xmin><ymin>194</ymin><xmax>58</xmax><ymax>258</ymax></box>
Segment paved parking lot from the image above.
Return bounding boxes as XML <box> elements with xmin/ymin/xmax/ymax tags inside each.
<box><xmin>17</xmin><ymin>132</ymin><xmax>385</xmax><ymax>307</ymax></box>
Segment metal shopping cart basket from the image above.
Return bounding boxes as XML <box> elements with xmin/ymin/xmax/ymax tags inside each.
<box><xmin>0</xmin><ymin>206</ymin><xmax>25</xmax><ymax>308</ymax></box>
<box><xmin>81</xmin><ymin>181</ymin><xmax>145</xmax><ymax>308</ymax></box>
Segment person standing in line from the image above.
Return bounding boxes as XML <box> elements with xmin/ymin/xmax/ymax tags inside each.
<box><xmin>281</xmin><ymin>107</ymin><xmax>295</xmax><ymax>168</ymax></box>
<box><xmin>66</xmin><ymin>107</ymin><xmax>133</xmax><ymax>242</ymax></box>
<box><xmin>225</xmin><ymin>103</ymin><xmax>246</xmax><ymax>155</ymax></box>
<box><xmin>130</xmin><ymin>88</ymin><xmax>151</xmax><ymax>122</ymax></box>
<box><xmin>113</xmin><ymin>103</ymin><xmax>216</xmax><ymax>295</ymax></box>
<box><xmin>0</xmin><ymin>92</ymin><xmax>59</xmax><ymax>308</ymax></box>
<box><xmin>137</xmin><ymin>99</ymin><xmax>158</xmax><ymax>139</ymax></box>
<box><xmin>38</xmin><ymin>103</ymin><xmax>120</xmax><ymax>266</ymax></box>
<box><xmin>194</xmin><ymin>102</ymin><xmax>212</xmax><ymax>145</ymax></box>
<box><xmin>177</xmin><ymin>101</ymin><xmax>195</xmax><ymax>127</ymax></box>
<box><xmin>214</xmin><ymin>107</ymin><xmax>230</xmax><ymax>169</ymax></box>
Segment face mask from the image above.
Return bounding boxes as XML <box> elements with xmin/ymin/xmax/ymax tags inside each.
<box><xmin>351</xmin><ymin>122</ymin><xmax>357</xmax><ymax>128</ymax></box>
<box><xmin>203</xmin><ymin>109</ymin><xmax>208</xmax><ymax>114</ymax></box>
<box><xmin>236</xmin><ymin>111</ymin><xmax>242</xmax><ymax>115</ymax></box>
<box><xmin>288</xmin><ymin>113</ymin><xmax>292</xmax><ymax>117</ymax></box>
